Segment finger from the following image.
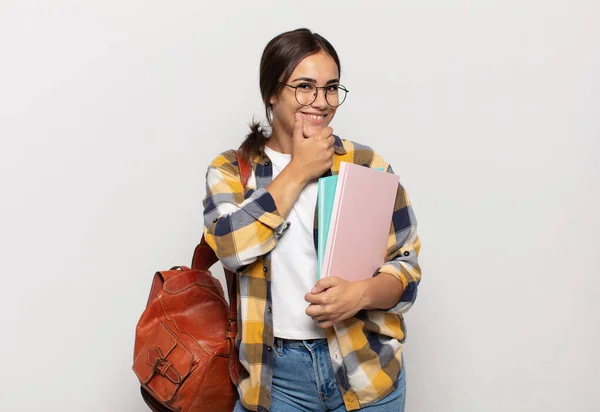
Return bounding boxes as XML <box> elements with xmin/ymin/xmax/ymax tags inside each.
<box><xmin>292</xmin><ymin>113</ymin><xmax>305</xmax><ymax>140</ymax></box>
<box><xmin>320</xmin><ymin>127</ymin><xmax>333</xmax><ymax>139</ymax></box>
<box><xmin>305</xmin><ymin>303</ymin><xmax>326</xmax><ymax>318</ymax></box>
<box><xmin>311</xmin><ymin>276</ymin><xmax>338</xmax><ymax>294</ymax></box>
<box><xmin>305</xmin><ymin>291</ymin><xmax>330</xmax><ymax>305</ymax></box>
<box><xmin>316</xmin><ymin>320</ymin><xmax>335</xmax><ymax>329</ymax></box>
<box><xmin>326</xmin><ymin>134</ymin><xmax>335</xmax><ymax>149</ymax></box>
<box><xmin>310</xmin><ymin>313</ymin><xmax>332</xmax><ymax>322</ymax></box>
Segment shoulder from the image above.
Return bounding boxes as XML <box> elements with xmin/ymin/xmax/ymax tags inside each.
<box><xmin>336</xmin><ymin>137</ymin><xmax>390</xmax><ymax>171</ymax></box>
<box><xmin>206</xmin><ymin>149</ymin><xmax>241</xmax><ymax>179</ymax></box>
<box><xmin>208</xmin><ymin>149</ymin><xmax>237</xmax><ymax>168</ymax></box>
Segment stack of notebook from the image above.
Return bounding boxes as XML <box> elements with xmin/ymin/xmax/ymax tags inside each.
<box><xmin>317</xmin><ymin>162</ymin><xmax>399</xmax><ymax>282</ymax></box>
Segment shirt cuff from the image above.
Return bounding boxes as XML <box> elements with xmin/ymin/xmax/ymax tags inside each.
<box><xmin>240</xmin><ymin>187</ymin><xmax>290</xmax><ymax>238</ymax></box>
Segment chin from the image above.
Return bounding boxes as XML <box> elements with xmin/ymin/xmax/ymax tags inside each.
<box><xmin>305</xmin><ymin>122</ymin><xmax>330</xmax><ymax>133</ymax></box>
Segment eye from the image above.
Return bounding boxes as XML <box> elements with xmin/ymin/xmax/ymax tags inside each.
<box><xmin>296</xmin><ymin>83</ymin><xmax>314</xmax><ymax>91</ymax></box>
<box><xmin>326</xmin><ymin>84</ymin><xmax>340</xmax><ymax>92</ymax></box>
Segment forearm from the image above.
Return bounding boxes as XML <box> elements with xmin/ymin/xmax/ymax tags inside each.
<box><xmin>203</xmin><ymin>151</ymin><xmax>292</xmax><ymax>271</ymax></box>
<box><xmin>203</xmin><ymin>187</ymin><xmax>287</xmax><ymax>271</ymax></box>
<box><xmin>265</xmin><ymin>162</ymin><xmax>308</xmax><ymax>219</ymax></box>
<box><xmin>358</xmin><ymin>273</ymin><xmax>405</xmax><ymax>311</ymax></box>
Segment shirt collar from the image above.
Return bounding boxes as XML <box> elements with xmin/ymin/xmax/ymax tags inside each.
<box><xmin>332</xmin><ymin>134</ymin><xmax>347</xmax><ymax>155</ymax></box>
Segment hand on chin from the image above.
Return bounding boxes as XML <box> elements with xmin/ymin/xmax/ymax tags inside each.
<box><xmin>303</xmin><ymin>122</ymin><xmax>328</xmax><ymax>138</ymax></box>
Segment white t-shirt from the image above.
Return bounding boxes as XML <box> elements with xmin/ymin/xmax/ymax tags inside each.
<box><xmin>263</xmin><ymin>146</ymin><xmax>327</xmax><ymax>340</ymax></box>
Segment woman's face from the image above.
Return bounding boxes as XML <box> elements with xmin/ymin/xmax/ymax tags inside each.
<box><xmin>270</xmin><ymin>52</ymin><xmax>340</xmax><ymax>139</ymax></box>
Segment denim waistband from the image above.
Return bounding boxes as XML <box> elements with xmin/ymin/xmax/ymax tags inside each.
<box><xmin>274</xmin><ymin>337</ymin><xmax>327</xmax><ymax>349</ymax></box>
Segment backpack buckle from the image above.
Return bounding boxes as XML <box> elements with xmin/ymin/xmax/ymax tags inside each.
<box><xmin>148</xmin><ymin>347</ymin><xmax>183</xmax><ymax>385</ymax></box>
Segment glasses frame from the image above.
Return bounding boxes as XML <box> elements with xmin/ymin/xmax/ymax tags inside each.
<box><xmin>281</xmin><ymin>82</ymin><xmax>349</xmax><ymax>107</ymax></box>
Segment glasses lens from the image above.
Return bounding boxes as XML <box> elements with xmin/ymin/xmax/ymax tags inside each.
<box><xmin>295</xmin><ymin>83</ymin><xmax>317</xmax><ymax>106</ymax></box>
<box><xmin>326</xmin><ymin>85</ymin><xmax>347</xmax><ymax>107</ymax></box>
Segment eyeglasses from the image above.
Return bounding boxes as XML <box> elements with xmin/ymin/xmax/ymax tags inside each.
<box><xmin>281</xmin><ymin>82</ymin><xmax>349</xmax><ymax>107</ymax></box>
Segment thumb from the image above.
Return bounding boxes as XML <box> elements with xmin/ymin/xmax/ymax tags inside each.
<box><xmin>293</xmin><ymin>113</ymin><xmax>304</xmax><ymax>140</ymax></box>
<box><xmin>312</xmin><ymin>276</ymin><xmax>338</xmax><ymax>294</ymax></box>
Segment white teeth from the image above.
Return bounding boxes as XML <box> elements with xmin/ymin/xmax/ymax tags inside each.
<box><xmin>304</xmin><ymin>114</ymin><xmax>324</xmax><ymax>120</ymax></box>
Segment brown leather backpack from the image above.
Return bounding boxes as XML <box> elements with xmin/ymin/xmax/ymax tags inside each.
<box><xmin>133</xmin><ymin>151</ymin><xmax>250</xmax><ymax>412</ymax></box>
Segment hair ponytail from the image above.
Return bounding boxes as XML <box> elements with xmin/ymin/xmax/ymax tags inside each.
<box><xmin>239</xmin><ymin>120</ymin><xmax>268</xmax><ymax>159</ymax></box>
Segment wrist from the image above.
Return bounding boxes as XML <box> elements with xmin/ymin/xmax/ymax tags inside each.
<box><xmin>356</xmin><ymin>279</ymin><xmax>371</xmax><ymax>311</ymax></box>
<box><xmin>360</xmin><ymin>273</ymin><xmax>405</xmax><ymax>311</ymax></box>
<box><xmin>286</xmin><ymin>160</ymin><xmax>310</xmax><ymax>186</ymax></box>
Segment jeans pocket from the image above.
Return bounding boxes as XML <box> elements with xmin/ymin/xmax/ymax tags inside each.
<box><xmin>273</xmin><ymin>338</ymin><xmax>284</xmax><ymax>357</ymax></box>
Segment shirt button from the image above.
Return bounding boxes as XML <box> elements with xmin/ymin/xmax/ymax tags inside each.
<box><xmin>263</xmin><ymin>266</ymin><xmax>268</xmax><ymax>273</ymax></box>
<box><xmin>403</xmin><ymin>251</ymin><xmax>410</xmax><ymax>256</ymax></box>
<box><xmin>267</xmin><ymin>307</ymin><xmax>272</xmax><ymax>313</ymax></box>
<box><xmin>265</xmin><ymin>162</ymin><xmax>270</xmax><ymax>166</ymax></box>
<box><xmin>267</xmin><ymin>346</ymin><xmax>272</xmax><ymax>352</ymax></box>
<box><xmin>213</xmin><ymin>218</ymin><xmax>218</xmax><ymax>223</ymax></box>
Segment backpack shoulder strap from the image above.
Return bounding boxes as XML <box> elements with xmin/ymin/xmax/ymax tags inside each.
<box><xmin>237</xmin><ymin>150</ymin><xmax>251</xmax><ymax>189</ymax></box>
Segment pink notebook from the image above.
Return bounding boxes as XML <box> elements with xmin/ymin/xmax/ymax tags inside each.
<box><xmin>321</xmin><ymin>162</ymin><xmax>399</xmax><ymax>282</ymax></box>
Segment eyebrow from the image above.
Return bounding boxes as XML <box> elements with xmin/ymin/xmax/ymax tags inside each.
<box><xmin>290</xmin><ymin>77</ymin><xmax>339</xmax><ymax>85</ymax></box>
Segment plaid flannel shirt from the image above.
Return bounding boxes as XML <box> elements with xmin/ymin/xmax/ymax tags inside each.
<box><xmin>203</xmin><ymin>136</ymin><xmax>421</xmax><ymax>411</ymax></box>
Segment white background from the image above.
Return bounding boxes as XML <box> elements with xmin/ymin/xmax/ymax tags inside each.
<box><xmin>1</xmin><ymin>1</ymin><xmax>599</xmax><ymax>411</ymax></box>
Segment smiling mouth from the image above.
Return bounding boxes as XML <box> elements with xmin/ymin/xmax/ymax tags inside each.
<box><xmin>301</xmin><ymin>112</ymin><xmax>328</xmax><ymax>122</ymax></box>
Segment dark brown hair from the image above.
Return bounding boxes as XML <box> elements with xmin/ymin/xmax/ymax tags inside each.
<box><xmin>239</xmin><ymin>28</ymin><xmax>341</xmax><ymax>158</ymax></box>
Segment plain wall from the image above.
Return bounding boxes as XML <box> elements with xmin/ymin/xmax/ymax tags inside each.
<box><xmin>1</xmin><ymin>1</ymin><xmax>599</xmax><ymax>411</ymax></box>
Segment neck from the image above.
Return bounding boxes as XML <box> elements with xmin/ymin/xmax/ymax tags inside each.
<box><xmin>265</xmin><ymin>125</ymin><xmax>293</xmax><ymax>155</ymax></box>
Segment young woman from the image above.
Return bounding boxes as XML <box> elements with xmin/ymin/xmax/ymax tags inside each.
<box><xmin>203</xmin><ymin>28</ymin><xmax>421</xmax><ymax>412</ymax></box>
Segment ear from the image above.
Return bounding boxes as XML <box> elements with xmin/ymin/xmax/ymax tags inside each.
<box><xmin>269</xmin><ymin>95</ymin><xmax>277</xmax><ymax>105</ymax></box>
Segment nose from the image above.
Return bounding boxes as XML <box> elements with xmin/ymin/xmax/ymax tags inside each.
<box><xmin>311</xmin><ymin>87</ymin><xmax>328</xmax><ymax>109</ymax></box>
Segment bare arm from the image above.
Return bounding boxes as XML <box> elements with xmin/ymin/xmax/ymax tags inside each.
<box><xmin>265</xmin><ymin>163</ymin><xmax>308</xmax><ymax>220</ymax></box>
<box><xmin>266</xmin><ymin>113</ymin><xmax>334</xmax><ymax>219</ymax></box>
<box><xmin>358</xmin><ymin>273</ymin><xmax>405</xmax><ymax>310</ymax></box>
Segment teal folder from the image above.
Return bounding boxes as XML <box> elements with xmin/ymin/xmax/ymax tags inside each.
<box><xmin>317</xmin><ymin>175</ymin><xmax>338</xmax><ymax>279</ymax></box>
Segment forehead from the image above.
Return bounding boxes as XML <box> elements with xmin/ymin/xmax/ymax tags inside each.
<box><xmin>288</xmin><ymin>52</ymin><xmax>339</xmax><ymax>82</ymax></box>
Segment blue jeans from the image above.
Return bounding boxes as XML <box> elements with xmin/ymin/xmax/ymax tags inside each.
<box><xmin>233</xmin><ymin>338</ymin><xmax>406</xmax><ymax>412</ymax></box>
